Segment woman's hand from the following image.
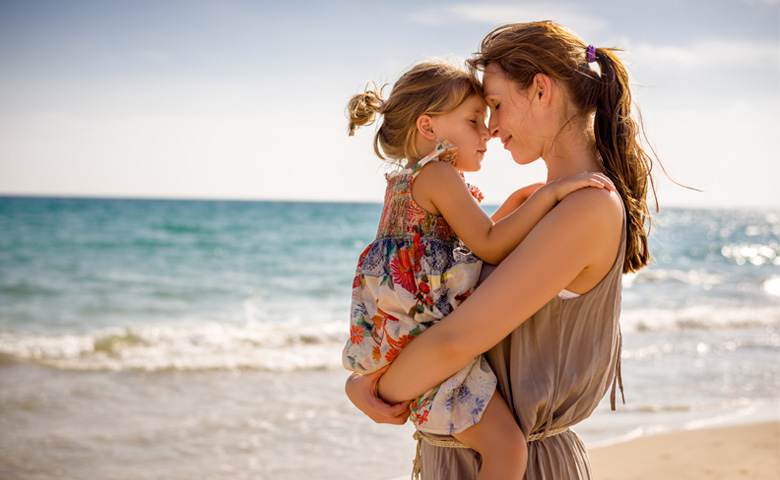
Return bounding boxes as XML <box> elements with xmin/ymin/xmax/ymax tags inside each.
<box><xmin>345</xmin><ymin>366</ymin><xmax>411</xmax><ymax>425</ymax></box>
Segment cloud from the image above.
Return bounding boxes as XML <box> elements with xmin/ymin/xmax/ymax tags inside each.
<box><xmin>409</xmin><ymin>3</ymin><xmax>607</xmax><ymax>37</ymax></box>
<box><xmin>625</xmin><ymin>39</ymin><xmax>780</xmax><ymax>70</ymax></box>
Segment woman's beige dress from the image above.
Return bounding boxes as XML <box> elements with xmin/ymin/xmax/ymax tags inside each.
<box><xmin>418</xmin><ymin>204</ymin><xmax>627</xmax><ymax>479</ymax></box>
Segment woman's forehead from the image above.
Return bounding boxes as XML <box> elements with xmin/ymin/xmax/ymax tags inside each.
<box><xmin>482</xmin><ymin>64</ymin><xmax>507</xmax><ymax>97</ymax></box>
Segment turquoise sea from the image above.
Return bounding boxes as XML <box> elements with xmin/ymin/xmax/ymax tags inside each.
<box><xmin>1</xmin><ymin>196</ymin><xmax>778</xmax><ymax>479</ymax></box>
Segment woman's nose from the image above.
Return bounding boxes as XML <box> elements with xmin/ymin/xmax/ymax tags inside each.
<box><xmin>488</xmin><ymin>113</ymin><xmax>499</xmax><ymax>137</ymax></box>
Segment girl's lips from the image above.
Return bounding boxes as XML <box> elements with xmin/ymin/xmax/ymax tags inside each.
<box><xmin>502</xmin><ymin>136</ymin><xmax>512</xmax><ymax>148</ymax></box>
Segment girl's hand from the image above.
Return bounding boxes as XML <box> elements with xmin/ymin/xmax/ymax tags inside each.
<box><xmin>512</xmin><ymin>182</ymin><xmax>546</xmax><ymax>204</ymax></box>
<box><xmin>543</xmin><ymin>172</ymin><xmax>615</xmax><ymax>203</ymax></box>
<box><xmin>345</xmin><ymin>366</ymin><xmax>411</xmax><ymax>425</ymax></box>
<box><xmin>491</xmin><ymin>182</ymin><xmax>546</xmax><ymax>222</ymax></box>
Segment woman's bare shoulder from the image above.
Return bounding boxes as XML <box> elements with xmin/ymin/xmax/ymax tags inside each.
<box><xmin>556</xmin><ymin>187</ymin><xmax>624</xmax><ymax>229</ymax></box>
<box><xmin>539</xmin><ymin>187</ymin><xmax>624</xmax><ymax>264</ymax></box>
<box><xmin>551</xmin><ymin>188</ymin><xmax>624</xmax><ymax>279</ymax></box>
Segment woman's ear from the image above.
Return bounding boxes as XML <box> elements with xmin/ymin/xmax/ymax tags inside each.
<box><xmin>532</xmin><ymin>73</ymin><xmax>553</xmax><ymax>105</ymax></box>
<box><xmin>416</xmin><ymin>114</ymin><xmax>436</xmax><ymax>141</ymax></box>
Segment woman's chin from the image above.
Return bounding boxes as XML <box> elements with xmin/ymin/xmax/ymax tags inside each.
<box><xmin>510</xmin><ymin>151</ymin><xmax>536</xmax><ymax>165</ymax></box>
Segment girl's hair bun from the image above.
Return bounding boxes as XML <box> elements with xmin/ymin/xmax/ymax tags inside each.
<box><xmin>347</xmin><ymin>84</ymin><xmax>384</xmax><ymax>136</ymax></box>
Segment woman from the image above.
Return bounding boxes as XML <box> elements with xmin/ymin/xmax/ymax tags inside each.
<box><xmin>346</xmin><ymin>21</ymin><xmax>654</xmax><ymax>479</ymax></box>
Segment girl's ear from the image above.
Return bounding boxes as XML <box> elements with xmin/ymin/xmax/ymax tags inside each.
<box><xmin>416</xmin><ymin>114</ymin><xmax>436</xmax><ymax>141</ymax></box>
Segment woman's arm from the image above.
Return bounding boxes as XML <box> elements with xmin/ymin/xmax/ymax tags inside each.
<box><xmin>377</xmin><ymin>188</ymin><xmax>624</xmax><ymax>403</ymax></box>
<box><xmin>490</xmin><ymin>183</ymin><xmax>545</xmax><ymax>222</ymax></box>
<box><xmin>413</xmin><ymin>162</ymin><xmax>612</xmax><ymax>264</ymax></box>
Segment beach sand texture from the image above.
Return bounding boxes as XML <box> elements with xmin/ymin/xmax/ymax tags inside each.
<box><xmin>590</xmin><ymin>421</ymin><xmax>780</xmax><ymax>480</ymax></box>
<box><xmin>387</xmin><ymin>422</ymin><xmax>780</xmax><ymax>480</ymax></box>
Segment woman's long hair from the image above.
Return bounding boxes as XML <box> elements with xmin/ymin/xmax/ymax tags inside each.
<box><xmin>468</xmin><ymin>21</ymin><xmax>669</xmax><ymax>273</ymax></box>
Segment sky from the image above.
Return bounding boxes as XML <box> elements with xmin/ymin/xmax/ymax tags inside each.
<box><xmin>1</xmin><ymin>0</ymin><xmax>778</xmax><ymax>208</ymax></box>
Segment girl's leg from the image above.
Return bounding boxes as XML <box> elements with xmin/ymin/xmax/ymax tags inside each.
<box><xmin>452</xmin><ymin>391</ymin><xmax>528</xmax><ymax>480</ymax></box>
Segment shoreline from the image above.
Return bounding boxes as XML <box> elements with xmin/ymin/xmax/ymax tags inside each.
<box><xmin>2</xmin><ymin>360</ymin><xmax>777</xmax><ymax>480</ymax></box>
<box><xmin>582</xmin><ymin>397</ymin><xmax>780</xmax><ymax>450</ymax></box>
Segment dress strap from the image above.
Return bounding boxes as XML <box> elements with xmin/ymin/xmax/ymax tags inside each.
<box><xmin>410</xmin><ymin>140</ymin><xmax>457</xmax><ymax>179</ymax></box>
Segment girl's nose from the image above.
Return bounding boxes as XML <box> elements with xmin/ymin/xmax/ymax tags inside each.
<box><xmin>479</xmin><ymin>123</ymin><xmax>490</xmax><ymax>141</ymax></box>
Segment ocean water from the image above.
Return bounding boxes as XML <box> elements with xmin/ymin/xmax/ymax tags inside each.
<box><xmin>1</xmin><ymin>196</ymin><xmax>778</xmax><ymax>479</ymax></box>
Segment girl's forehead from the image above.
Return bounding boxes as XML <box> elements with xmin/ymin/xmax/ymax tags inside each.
<box><xmin>463</xmin><ymin>94</ymin><xmax>487</xmax><ymax>109</ymax></box>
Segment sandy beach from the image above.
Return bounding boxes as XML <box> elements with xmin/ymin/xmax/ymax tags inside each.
<box><xmin>590</xmin><ymin>421</ymin><xmax>780</xmax><ymax>480</ymax></box>
<box><xmin>386</xmin><ymin>421</ymin><xmax>780</xmax><ymax>480</ymax></box>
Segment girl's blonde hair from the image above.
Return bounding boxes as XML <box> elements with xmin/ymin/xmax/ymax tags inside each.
<box><xmin>468</xmin><ymin>21</ymin><xmax>661</xmax><ymax>273</ymax></box>
<box><xmin>347</xmin><ymin>61</ymin><xmax>482</xmax><ymax>163</ymax></box>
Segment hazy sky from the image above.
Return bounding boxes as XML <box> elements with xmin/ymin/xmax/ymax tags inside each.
<box><xmin>1</xmin><ymin>0</ymin><xmax>778</xmax><ymax>207</ymax></box>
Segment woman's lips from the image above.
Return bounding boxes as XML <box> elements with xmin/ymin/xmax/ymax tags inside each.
<box><xmin>502</xmin><ymin>136</ymin><xmax>512</xmax><ymax>148</ymax></box>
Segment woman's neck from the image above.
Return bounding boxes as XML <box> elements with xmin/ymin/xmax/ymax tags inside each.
<box><xmin>542</xmin><ymin>117</ymin><xmax>601</xmax><ymax>182</ymax></box>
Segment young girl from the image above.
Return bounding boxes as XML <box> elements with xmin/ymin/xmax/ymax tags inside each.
<box><xmin>342</xmin><ymin>61</ymin><xmax>613</xmax><ymax>479</ymax></box>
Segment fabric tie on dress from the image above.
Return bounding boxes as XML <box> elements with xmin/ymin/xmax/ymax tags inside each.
<box><xmin>609</xmin><ymin>325</ymin><xmax>626</xmax><ymax>411</ymax></box>
<box><xmin>410</xmin><ymin>426</ymin><xmax>572</xmax><ymax>480</ymax></box>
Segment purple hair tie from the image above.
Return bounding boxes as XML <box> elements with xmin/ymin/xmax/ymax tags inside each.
<box><xmin>586</xmin><ymin>44</ymin><xmax>597</xmax><ymax>63</ymax></box>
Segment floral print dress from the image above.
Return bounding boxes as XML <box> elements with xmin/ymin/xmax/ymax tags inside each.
<box><xmin>342</xmin><ymin>143</ymin><xmax>497</xmax><ymax>435</ymax></box>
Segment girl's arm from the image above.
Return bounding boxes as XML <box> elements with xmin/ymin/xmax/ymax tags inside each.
<box><xmin>377</xmin><ymin>188</ymin><xmax>624</xmax><ymax>403</ymax></box>
<box><xmin>413</xmin><ymin>162</ymin><xmax>613</xmax><ymax>264</ymax></box>
<box><xmin>490</xmin><ymin>183</ymin><xmax>545</xmax><ymax>222</ymax></box>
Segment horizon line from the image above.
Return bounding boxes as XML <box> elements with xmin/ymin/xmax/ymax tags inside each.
<box><xmin>0</xmin><ymin>192</ymin><xmax>775</xmax><ymax>211</ymax></box>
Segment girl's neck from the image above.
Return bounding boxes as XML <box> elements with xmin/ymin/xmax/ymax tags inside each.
<box><xmin>405</xmin><ymin>148</ymin><xmax>432</xmax><ymax>170</ymax></box>
<box><xmin>404</xmin><ymin>144</ymin><xmax>462</xmax><ymax>173</ymax></box>
<box><xmin>404</xmin><ymin>158</ymin><xmax>421</xmax><ymax>170</ymax></box>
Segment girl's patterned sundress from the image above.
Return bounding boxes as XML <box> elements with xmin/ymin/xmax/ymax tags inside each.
<box><xmin>342</xmin><ymin>142</ymin><xmax>497</xmax><ymax>435</ymax></box>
